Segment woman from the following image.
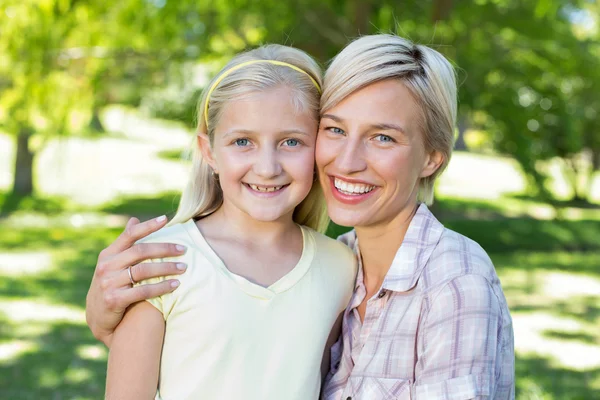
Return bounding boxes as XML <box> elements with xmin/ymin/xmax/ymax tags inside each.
<box><xmin>86</xmin><ymin>34</ymin><xmax>514</xmax><ymax>399</ymax></box>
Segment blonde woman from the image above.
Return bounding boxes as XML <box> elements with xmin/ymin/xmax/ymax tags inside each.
<box><xmin>89</xmin><ymin>34</ymin><xmax>514</xmax><ymax>399</ymax></box>
<box><xmin>104</xmin><ymin>44</ymin><xmax>357</xmax><ymax>399</ymax></box>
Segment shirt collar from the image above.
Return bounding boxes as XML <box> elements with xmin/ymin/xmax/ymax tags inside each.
<box><xmin>342</xmin><ymin>204</ymin><xmax>445</xmax><ymax>293</ymax></box>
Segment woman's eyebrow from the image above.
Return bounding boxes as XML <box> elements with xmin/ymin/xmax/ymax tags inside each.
<box><xmin>370</xmin><ymin>122</ymin><xmax>407</xmax><ymax>135</ymax></box>
<box><xmin>321</xmin><ymin>114</ymin><xmax>343</xmax><ymax>122</ymax></box>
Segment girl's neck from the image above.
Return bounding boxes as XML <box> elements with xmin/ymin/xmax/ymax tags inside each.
<box><xmin>199</xmin><ymin>201</ymin><xmax>298</xmax><ymax>246</ymax></box>
<box><xmin>354</xmin><ymin>202</ymin><xmax>419</xmax><ymax>288</ymax></box>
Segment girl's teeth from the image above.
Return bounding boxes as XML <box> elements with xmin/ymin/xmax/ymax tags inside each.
<box><xmin>249</xmin><ymin>184</ymin><xmax>283</xmax><ymax>192</ymax></box>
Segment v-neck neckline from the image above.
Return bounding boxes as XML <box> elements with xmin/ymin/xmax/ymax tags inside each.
<box><xmin>183</xmin><ymin>220</ymin><xmax>315</xmax><ymax>300</ymax></box>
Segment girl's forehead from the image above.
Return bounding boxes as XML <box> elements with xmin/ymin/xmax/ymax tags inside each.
<box><xmin>215</xmin><ymin>89</ymin><xmax>318</xmax><ymax>138</ymax></box>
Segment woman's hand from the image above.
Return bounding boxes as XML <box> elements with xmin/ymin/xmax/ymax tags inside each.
<box><xmin>85</xmin><ymin>216</ymin><xmax>187</xmax><ymax>347</ymax></box>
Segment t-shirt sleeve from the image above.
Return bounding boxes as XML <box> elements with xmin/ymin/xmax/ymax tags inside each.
<box><xmin>134</xmin><ymin>260</ymin><xmax>178</xmax><ymax>320</ymax></box>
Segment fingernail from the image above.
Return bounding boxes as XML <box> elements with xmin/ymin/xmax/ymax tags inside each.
<box><xmin>170</xmin><ymin>280</ymin><xmax>180</xmax><ymax>288</ymax></box>
<box><xmin>156</xmin><ymin>215</ymin><xmax>167</xmax><ymax>223</ymax></box>
<box><xmin>176</xmin><ymin>263</ymin><xmax>187</xmax><ymax>271</ymax></box>
<box><xmin>176</xmin><ymin>245</ymin><xmax>186</xmax><ymax>252</ymax></box>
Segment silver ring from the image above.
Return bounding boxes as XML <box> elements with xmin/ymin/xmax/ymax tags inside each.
<box><xmin>127</xmin><ymin>266</ymin><xmax>136</xmax><ymax>286</ymax></box>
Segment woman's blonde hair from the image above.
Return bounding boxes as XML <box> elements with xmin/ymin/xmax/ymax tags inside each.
<box><xmin>170</xmin><ymin>45</ymin><xmax>329</xmax><ymax>232</ymax></box>
<box><xmin>321</xmin><ymin>34</ymin><xmax>457</xmax><ymax>205</ymax></box>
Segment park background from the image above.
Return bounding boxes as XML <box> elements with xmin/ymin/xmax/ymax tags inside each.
<box><xmin>1</xmin><ymin>0</ymin><xmax>599</xmax><ymax>399</ymax></box>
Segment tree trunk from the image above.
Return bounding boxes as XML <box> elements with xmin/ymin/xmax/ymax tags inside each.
<box><xmin>455</xmin><ymin>113</ymin><xmax>468</xmax><ymax>151</ymax></box>
<box><xmin>12</xmin><ymin>127</ymin><xmax>35</xmax><ymax>196</ymax></box>
<box><xmin>432</xmin><ymin>0</ymin><xmax>453</xmax><ymax>22</ymax></box>
<box><xmin>89</xmin><ymin>107</ymin><xmax>105</xmax><ymax>132</ymax></box>
<box><xmin>352</xmin><ymin>0</ymin><xmax>372</xmax><ymax>35</ymax></box>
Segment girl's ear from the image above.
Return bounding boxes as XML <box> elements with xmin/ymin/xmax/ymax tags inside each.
<box><xmin>197</xmin><ymin>133</ymin><xmax>218</xmax><ymax>174</ymax></box>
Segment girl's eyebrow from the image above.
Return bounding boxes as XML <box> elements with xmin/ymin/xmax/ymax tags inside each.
<box><xmin>222</xmin><ymin>128</ymin><xmax>310</xmax><ymax>139</ymax></box>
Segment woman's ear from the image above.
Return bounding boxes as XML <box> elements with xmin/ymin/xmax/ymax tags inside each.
<box><xmin>420</xmin><ymin>149</ymin><xmax>444</xmax><ymax>178</ymax></box>
<box><xmin>197</xmin><ymin>133</ymin><xmax>218</xmax><ymax>174</ymax></box>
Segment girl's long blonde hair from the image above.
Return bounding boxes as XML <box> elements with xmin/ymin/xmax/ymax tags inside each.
<box><xmin>170</xmin><ymin>45</ymin><xmax>329</xmax><ymax>232</ymax></box>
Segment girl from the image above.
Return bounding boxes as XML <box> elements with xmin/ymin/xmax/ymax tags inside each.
<box><xmin>105</xmin><ymin>45</ymin><xmax>357</xmax><ymax>399</ymax></box>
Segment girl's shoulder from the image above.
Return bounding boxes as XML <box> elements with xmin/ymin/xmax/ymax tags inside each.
<box><xmin>136</xmin><ymin>220</ymin><xmax>196</xmax><ymax>247</ymax></box>
<box><xmin>300</xmin><ymin>225</ymin><xmax>357</xmax><ymax>270</ymax></box>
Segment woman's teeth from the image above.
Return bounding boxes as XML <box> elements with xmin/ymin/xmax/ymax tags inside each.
<box><xmin>334</xmin><ymin>178</ymin><xmax>375</xmax><ymax>195</ymax></box>
<box><xmin>249</xmin><ymin>184</ymin><xmax>284</xmax><ymax>192</ymax></box>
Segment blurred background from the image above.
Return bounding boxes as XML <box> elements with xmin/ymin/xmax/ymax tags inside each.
<box><xmin>0</xmin><ymin>0</ymin><xmax>599</xmax><ymax>399</ymax></box>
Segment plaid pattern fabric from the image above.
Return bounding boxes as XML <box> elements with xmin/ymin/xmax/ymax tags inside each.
<box><xmin>322</xmin><ymin>204</ymin><xmax>515</xmax><ymax>400</ymax></box>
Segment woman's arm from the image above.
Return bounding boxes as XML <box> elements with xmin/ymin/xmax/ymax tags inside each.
<box><xmin>415</xmin><ymin>274</ymin><xmax>509</xmax><ymax>399</ymax></box>
<box><xmin>106</xmin><ymin>301</ymin><xmax>165</xmax><ymax>400</ymax></box>
<box><xmin>86</xmin><ymin>216</ymin><xmax>186</xmax><ymax>346</ymax></box>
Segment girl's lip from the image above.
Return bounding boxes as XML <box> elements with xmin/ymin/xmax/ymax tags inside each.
<box><xmin>328</xmin><ymin>177</ymin><xmax>378</xmax><ymax>205</ymax></box>
<box><xmin>243</xmin><ymin>183</ymin><xmax>289</xmax><ymax>197</ymax></box>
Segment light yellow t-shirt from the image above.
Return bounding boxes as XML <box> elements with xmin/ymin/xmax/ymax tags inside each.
<box><xmin>138</xmin><ymin>220</ymin><xmax>357</xmax><ymax>400</ymax></box>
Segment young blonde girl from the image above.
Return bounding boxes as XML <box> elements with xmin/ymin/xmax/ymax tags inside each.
<box><xmin>105</xmin><ymin>45</ymin><xmax>357</xmax><ymax>400</ymax></box>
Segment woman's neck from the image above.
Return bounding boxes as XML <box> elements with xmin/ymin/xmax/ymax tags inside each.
<box><xmin>354</xmin><ymin>203</ymin><xmax>419</xmax><ymax>289</ymax></box>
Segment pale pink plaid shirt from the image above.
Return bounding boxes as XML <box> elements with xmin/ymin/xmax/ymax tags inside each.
<box><xmin>322</xmin><ymin>204</ymin><xmax>514</xmax><ymax>400</ymax></box>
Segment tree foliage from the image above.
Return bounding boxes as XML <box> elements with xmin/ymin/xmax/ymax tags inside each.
<box><xmin>1</xmin><ymin>0</ymin><xmax>598</xmax><ymax>202</ymax></box>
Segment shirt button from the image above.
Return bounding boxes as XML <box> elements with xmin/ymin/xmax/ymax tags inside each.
<box><xmin>378</xmin><ymin>290</ymin><xmax>387</xmax><ymax>298</ymax></box>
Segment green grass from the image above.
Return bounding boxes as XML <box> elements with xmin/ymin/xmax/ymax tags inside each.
<box><xmin>1</xmin><ymin>194</ymin><xmax>599</xmax><ymax>399</ymax></box>
<box><xmin>99</xmin><ymin>191</ymin><xmax>181</xmax><ymax>221</ymax></box>
<box><xmin>0</xmin><ymin>191</ymin><xmax>75</xmax><ymax>216</ymax></box>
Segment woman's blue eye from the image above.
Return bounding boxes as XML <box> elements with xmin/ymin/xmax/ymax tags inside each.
<box><xmin>235</xmin><ymin>138</ymin><xmax>249</xmax><ymax>146</ymax></box>
<box><xmin>376</xmin><ymin>134</ymin><xmax>394</xmax><ymax>143</ymax></box>
<box><xmin>330</xmin><ymin>127</ymin><xmax>344</xmax><ymax>135</ymax></box>
<box><xmin>284</xmin><ymin>139</ymin><xmax>299</xmax><ymax>147</ymax></box>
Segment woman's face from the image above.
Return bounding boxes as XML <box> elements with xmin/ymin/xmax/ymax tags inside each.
<box><xmin>316</xmin><ymin>79</ymin><xmax>442</xmax><ymax>229</ymax></box>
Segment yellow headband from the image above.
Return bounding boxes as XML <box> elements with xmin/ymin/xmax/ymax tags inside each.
<box><xmin>203</xmin><ymin>59</ymin><xmax>322</xmax><ymax>129</ymax></box>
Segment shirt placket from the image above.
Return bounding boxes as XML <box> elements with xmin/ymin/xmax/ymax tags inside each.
<box><xmin>343</xmin><ymin>288</ymin><xmax>390</xmax><ymax>400</ymax></box>
<box><xmin>349</xmin><ymin>286</ymin><xmax>390</xmax><ymax>368</ymax></box>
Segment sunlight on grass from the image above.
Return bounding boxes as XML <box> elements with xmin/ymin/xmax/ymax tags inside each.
<box><xmin>437</xmin><ymin>152</ymin><xmax>526</xmax><ymax>199</ymax></box>
<box><xmin>0</xmin><ymin>252</ymin><xmax>53</xmax><ymax>277</ymax></box>
<box><xmin>512</xmin><ymin>313</ymin><xmax>600</xmax><ymax>370</ymax></box>
<box><xmin>542</xmin><ymin>272</ymin><xmax>600</xmax><ymax>299</ymax></box>
<box><xmin>76</xmin><ymin>344</ymin><xmax>107</xmax><ymax>361</ymax></box>
<box><xmin>0</xmin><ymin>299</ymin><xmax>85</xmax><ymax>324</ymax></box>
<box><xmin>497</xmin><ymin>266</ymin><xmax>600</xmax><ymax>374</ymax></box>
<box><xmin>65</xmin><ymin>366</ymin><xmax>94</xmax><ymax>384</ymax></box>
<box><xmin>0</xmin><ymin>340</ymin><xmax>39</xmax><ymax>362</ymax></box>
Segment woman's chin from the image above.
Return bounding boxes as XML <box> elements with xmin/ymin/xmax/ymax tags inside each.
<box><xmin>327</xmin><ymin>207</ymin><xmax>370</xmax><ymax>229</ymax></box>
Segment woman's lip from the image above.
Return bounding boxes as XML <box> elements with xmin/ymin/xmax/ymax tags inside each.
<box><xmin>329</xmin><ymin>175</ymin><xmax>375</xmax><ymax>186</ymax></box>
<box><xmin>243</xmin><ymin>183</ymin><xmax>289</xmax><ymax>197</ymax></box>
<box><xmin>328</xmin><ymin>177</ymin><xmax>377</xmax><ymax>205</ymax></box>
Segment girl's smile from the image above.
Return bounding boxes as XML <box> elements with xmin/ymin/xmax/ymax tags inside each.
<box><xmin>200</xmin><ymin>86</ymin><xmax>318</xmax><ymax>224</ymax></box>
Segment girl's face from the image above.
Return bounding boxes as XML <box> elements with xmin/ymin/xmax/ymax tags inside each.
<box><xmin>201</xmin><ymin>86</ymin><xmax>317</xmax><ymax>224</ymax></box>
<box><xmin>315</xmin><ymin>79</ymin><xmax>443</xmax><ymax>229</ymax></box>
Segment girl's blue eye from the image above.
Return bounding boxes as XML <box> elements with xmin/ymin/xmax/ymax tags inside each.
<box><xmin>235</xmin><ymin>138</ymin><xmax>249</xmax><ymax>146</ymax></box>
<box><xmin>376</xmin><ymin>134</ymin><xmax>394</xmax><ymax>143</ymax></box>
<box><xmin>284</xmin><ymin>139</ymin><xmax>299</xmax><ymax>147</ymax></box>
<box><xmin>329</xmin><ymin>127</ymin><xmax>344</xmax><ymax>135</ymax></box>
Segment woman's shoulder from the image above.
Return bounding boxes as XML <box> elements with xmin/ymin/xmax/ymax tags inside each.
<box><xmin>427</xmin><ymin>226</ymin><xmax>497</xmax><ymax>285</ymax></box>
